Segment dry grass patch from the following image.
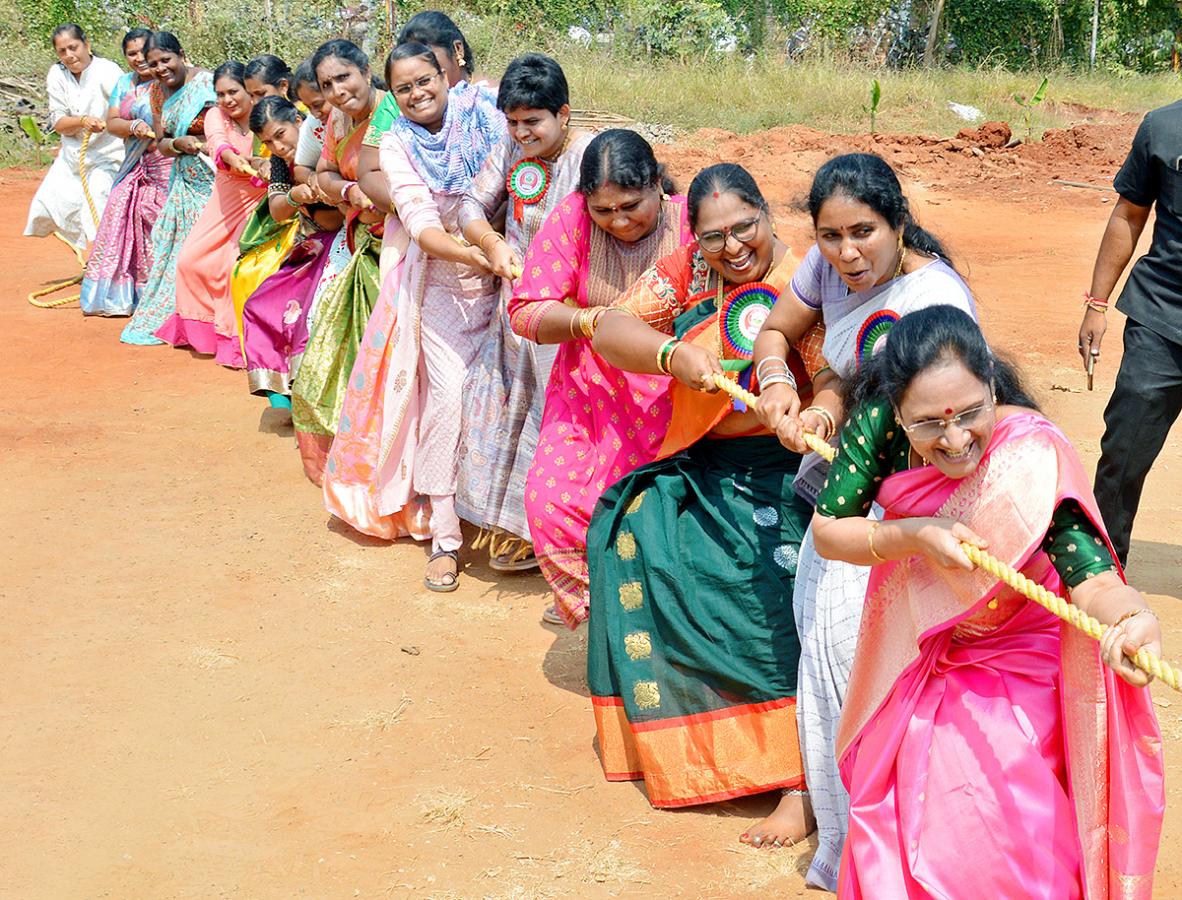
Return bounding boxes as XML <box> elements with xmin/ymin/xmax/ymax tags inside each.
<box><xmin>417</xmin><ymin>789</ymin><xmax>478</xmax><ymax>830</ymax></box>
<box><xmin>189</xmin><ymin>646</ymin><xmax>239</xmax><ymax>669</ymax></box>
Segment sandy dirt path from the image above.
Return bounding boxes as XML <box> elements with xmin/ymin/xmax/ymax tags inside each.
<box><xmin>2</xmin><ymin>138</ymin><xmax>1181</xmax><ymax>898</ymax></box>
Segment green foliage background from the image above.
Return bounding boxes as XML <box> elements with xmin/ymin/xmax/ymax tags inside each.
<box><xmin>4</xmin><ymin>0</ymin><xmax>1182</xmax><ymax>72</ymax></box>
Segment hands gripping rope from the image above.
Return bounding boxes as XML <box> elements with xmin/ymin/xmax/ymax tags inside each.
<box><xmin>710</xmin><ymin>372</ymin><xmax>1181</xmax><ymax>692</ymax></box>
<box><xmin>28</xmin><ymin>130</ymin><xmax>102</xmax><ymax>308</ymax></box>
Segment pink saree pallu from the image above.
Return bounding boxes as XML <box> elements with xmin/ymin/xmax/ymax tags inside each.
<box><xmin>836</xmin><ymin>413</ymin><xmax>1164</xmax><ymax>899</ymax></box>
<box><xmin>321</xmin><ymin>220</ymin><xmax>430</xmax><ymax>542</ymax></box>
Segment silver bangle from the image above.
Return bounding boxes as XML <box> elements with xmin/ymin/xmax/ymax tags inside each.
<box><xmin>760</xmin><ymin>373</ymin><xmax>797</xmax><ymax>390</ymax></box>
<box><xmin>756</xmin><ymin>359</ymin><xmax>796</xmax><ymax>390</ymax></box>
<box><xmin>756</xmin><ymin>356</ymin><xmax>790</xmax><ymax>379</ymax></box>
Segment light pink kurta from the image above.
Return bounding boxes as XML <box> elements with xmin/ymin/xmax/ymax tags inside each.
<box><xmin>322</xmin><ymin>128</ymin><xmax>498</xmax><ymax>539</ymax></box>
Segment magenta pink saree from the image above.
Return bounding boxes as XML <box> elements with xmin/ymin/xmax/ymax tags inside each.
<box><xmin>836</xmin><ymin>412</ymin><xmax>1163</xmax><ymax>898</ymax></box>
<box><xmin>508</xmin><ymin>193</ymin><xmax>688</xmax><ymax>627</ymax></box>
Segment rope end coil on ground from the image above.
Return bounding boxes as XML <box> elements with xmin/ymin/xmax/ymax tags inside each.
<box><xmin>710</xmin><ymin>371</ymin><xmax>1179</xmax><ymax>692</ymax></box>
<box><xmin>27</xmin><ymin>130</ymin><xmax>98</xmax><ymax>309</ymax></box>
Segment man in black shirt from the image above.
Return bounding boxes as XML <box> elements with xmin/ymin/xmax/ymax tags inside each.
<box><xmin>1079</xmin><ymin>99</ymin><xmax>1182</xmax><ymax>567</ymax></box>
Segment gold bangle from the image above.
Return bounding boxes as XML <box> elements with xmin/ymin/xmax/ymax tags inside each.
<box><xmin>478</xmin><ymin>231</ymin><xmax>503</xmax><ymax>254</ymax></box>
<box><xmin>665</xmin><ymin>338</ymin><xmax>684</xmax><ymax>372</ymax></box>
<box><xmin>569</xmin><ymin>309</ymin><xmax>584</xmax><ymax>340</ymax></box>
<box><xmin>867</xmin><ymin>521</ymin><xmax>887</xmax><ymax>563</ymax></box>
<box><xmin>1113</xmin><ymin>607</ymin><xmax>1156</xmax><ymax>628</ymax></box>
<box><xmin>581</xmin><ymin>307</ymin><xmax>605</xmax><ymax>338</ymax></box>
<box><xmin>804</xmin><ymin>405</ymin><xmax>837</xmax><ymax>437</ymax></box>
<box><xmin>656</xmin><ymin>337</ymin><xmax>679</xmax><ymax>374</ymax></box>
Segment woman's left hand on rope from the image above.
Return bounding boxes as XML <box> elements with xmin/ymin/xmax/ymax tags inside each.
<box><xmin>669</xmin><ymin>342</ymin><xmax>722</xmax><ymax>393</ymax></box>
<box><xmin>774</xmin><ymin>395</ymin><xmax>828</xmax><ymax>455</ymax></box>
<box><xmin>1101</xmin><ymin>610</ymin><xmax>1162</xmax><ymax>687</ymax></box>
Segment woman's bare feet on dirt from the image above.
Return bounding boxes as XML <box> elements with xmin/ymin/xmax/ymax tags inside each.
<box><xmin>739</xmin><ymin>791</ymin><xmax>816</xmax><ymax>849</ymax></box>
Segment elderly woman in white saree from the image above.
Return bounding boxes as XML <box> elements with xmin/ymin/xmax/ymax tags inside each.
<box><xmin>24</xmin><ymin>24</ymin><xmax>124</xmax><ymax>251</ymax></box>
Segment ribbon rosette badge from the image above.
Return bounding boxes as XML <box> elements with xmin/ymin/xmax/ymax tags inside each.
<box><xmin>507</xmin><ymin>158</ymin><xmax>550</xmax><ymax>221</ymax></box>
<box><xmin>718</xmin><ymin>282</ymin><xmax>779</xmax><ymax>412</ymax></box>
<box><xmin>855</xmin><ymin>308</ymin><xmax>900</xmax><ymax>368</ymax></box>
<box><xmin>720</xmin><ymin>282</ymin><xmax>779</xmax><ymax>360</ymax></box>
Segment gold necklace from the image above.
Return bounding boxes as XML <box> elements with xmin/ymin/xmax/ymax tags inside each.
<box><xmin>541</xmin><ymin>126</ymin><xmax>571</xmax><ymax>162</ymax></box>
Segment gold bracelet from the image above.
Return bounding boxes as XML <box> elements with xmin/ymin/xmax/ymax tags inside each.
<box><xmin>867</xmin><ymin>521</ymin><xmax>887</xmax><ymax>563</ymax></box>
<box><xmin>580</xmin><ymin>307</ymin><xmax>605</xmax><ymax>338</ymax></box>
<box><xmin>478</xmin><ymin>231</ymin><xmax>503</xmax><ymax>254</ymax></box>
<box><xmin>1113</xmin><ymin>607</ymin><xmax>1156</xmax><ymax>628</ymax></box>
<box><xmin>569</xmin><ymin>308</ymin><xmax>584</xmax><ymax>340</ymax></box>
<box><xmin>803</xmin><ymin>405</ymin><xmax>837</xmax><ymax>437</ymax></box>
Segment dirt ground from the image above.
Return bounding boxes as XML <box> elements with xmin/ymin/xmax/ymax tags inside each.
<box><xmin>3</xmin><ymin>117</ymin><xmax>1182</xmax><ymax>898</ymax></box>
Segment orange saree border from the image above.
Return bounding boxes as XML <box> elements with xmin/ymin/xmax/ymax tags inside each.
<box><xmin>592</xmin><ymin>695</ymin><xmax>805</xmax><ymax>808</ymax></box>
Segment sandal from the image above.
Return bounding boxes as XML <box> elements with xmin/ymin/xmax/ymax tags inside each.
<box><xmin>424</xmin><ymin>549</ymin><xmax>460</xmax><ymax>593</ymax></box>
<box><xmin>490</xmin><ymin>547</ymin><xmax>540</xmax><ymax>573</ymax></box>
<box><xmin>542</xmin><ymin>604</ymin><xmax>565</xmax><ymax>626</ymax></box>
<box><xmin>486</xmin><ymin>533</ymin><xmax>540</xmax><ymax>573</ymax></box>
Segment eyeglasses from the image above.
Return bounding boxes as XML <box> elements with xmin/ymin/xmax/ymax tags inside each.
<box><xmin>392</xmin><ymin>73</ymin><xmax>440</xmax><ymax>98</ymax></box>
<box><xmin>897</xmin><ymin>396</ymin><xmax>994</xmax><ymax>442</ymax></box>
<box><xmin>696</xmin><ymin>216</ymin><xmax>761</xmax><ymax>253</ymax></box>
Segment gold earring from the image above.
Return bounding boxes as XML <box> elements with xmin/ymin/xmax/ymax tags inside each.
<box><xmin>457</xmin><ymin>54</ymin><xmax>467</xmax><ymax>69</ymax></box>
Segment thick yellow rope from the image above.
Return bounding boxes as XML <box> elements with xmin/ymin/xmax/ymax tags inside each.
<box><xmin>28</xmin><ymin>130</ymin><xmax>99</xmax><ymax>308</ymax></box>
<box><xmin>711</xmin><ymin>372</ymin><xmax>1180</xmax><ymax>691</ymax></box>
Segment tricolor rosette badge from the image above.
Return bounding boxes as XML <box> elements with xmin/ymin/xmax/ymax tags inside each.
<box><xmin>855</xmin><ymin>308</ymin><xmax>900</xmax><ymax>367</ymax></box>
<box><xmin>507</xmin><ymin>158</ymin><xmax>550</xmax><ymax>221</ymax></box>
<box><xmin>720</xmin><ymin>282</ymin><xmax>779</xmax><ymax>360</ymax></box>
<box><xmin>718</xmin><ymin>282</ymin><xmax>779</xmax><ymax>412</ymax></box>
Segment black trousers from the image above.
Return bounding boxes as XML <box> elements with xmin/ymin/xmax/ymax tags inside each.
<box><xmin>1094</xmin><ymin>317</ymin><xmax>1182</xmax><ymax>566</ymax></box>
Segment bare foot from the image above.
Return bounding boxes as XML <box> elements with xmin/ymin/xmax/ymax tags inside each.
<box><xmin>739</xmin><ymin>791</ymin><xmax>816</xmax><ymax>849</ymax></box>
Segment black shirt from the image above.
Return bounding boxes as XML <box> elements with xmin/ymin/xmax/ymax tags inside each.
<box><xmin>1113</xmin><ymin>98</ymin><xmax>1182</xmax><ymax>346</ymax></box>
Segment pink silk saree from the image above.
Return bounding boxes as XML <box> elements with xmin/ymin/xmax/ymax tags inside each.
<box><xmin>836</xmin><ymin>412</ymin><xmax>1164</xmax><ymax>898</ymax></box>
<box><xmin>507</xmin><ymin>193</ymin><xmax>688</xmax><ymax>627</ymax></box>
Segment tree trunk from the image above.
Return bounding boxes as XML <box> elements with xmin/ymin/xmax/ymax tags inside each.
<box><xmin>923</xmin><ymin>0</ymin><xmax>946</xmax><ymax>67</ymax></box>
<box><xmin>1089</xmin><ymin>0</ymin><xmax>1099</xmax><ymax>69</ymax></box>
<box><xmin>1049</xmin><ymin>0</ymin><xmax>1064</xmax><ymax>61</ymax></box>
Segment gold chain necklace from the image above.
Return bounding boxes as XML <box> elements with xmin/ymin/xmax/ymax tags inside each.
<box><xmin>541</xmin><ymin>126</ymin><xmax>571</xmax><ymax>162</ymax></box>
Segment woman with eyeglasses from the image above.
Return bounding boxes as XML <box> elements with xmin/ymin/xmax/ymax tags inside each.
<box><xmin>749</xmin><ymin>152</ymin><xmax>976</xmax><ymax>881</ymax></box>
<box><xmin>320</xmin><ymin>41</ymin><xmax>505</xmax><ymax>592</ymax></box>
<box><xmin>811</xmin><ymin>304</ymin><xmax>1163</xmax><ymax>897</ymax></box>
<box><xmin>355</xmin><ymin>11</ymin><xmax>483</xmax><ymax>280</ymax></box>
<box><xmin>289</xmin><ymin>39</ymin><xmax>387</xmax><ymax>484</ymax></box>
<box><xmin>583</xmin><ymin>164</ymin><xmax>826</xmax><ymax>838</ymax></box>
<box><xmin>506</xmin><ymin>129</ymin><xmax>689</xmax><ymax>627</ymax></box>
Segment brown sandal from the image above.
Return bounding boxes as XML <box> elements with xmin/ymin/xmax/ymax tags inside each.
<box><xmin>424</xmin><ymin>549</ymin><xmax>460</xmax><ymax>592</ymax></box>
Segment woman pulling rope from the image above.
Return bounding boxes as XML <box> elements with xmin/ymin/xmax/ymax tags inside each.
<box><xmin>28</xmin><ymin>130</ymin><xmax>101</xmax><ymax>308</ymax></box>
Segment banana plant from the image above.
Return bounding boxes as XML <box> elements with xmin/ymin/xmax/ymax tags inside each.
<box><xmin>864</xmin><ymin>78</ymin><xmax>882</xmax><ymax>134</ymax></box>
<box><xmin>1014</xmin><ymin>76</ymin><xmax>1049</xmax><ymax>143</ymax></box>
<box><xmin>19</xmin><ymin>114</ymin><xmax>47</xmax><ymax>166</ymax></box>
